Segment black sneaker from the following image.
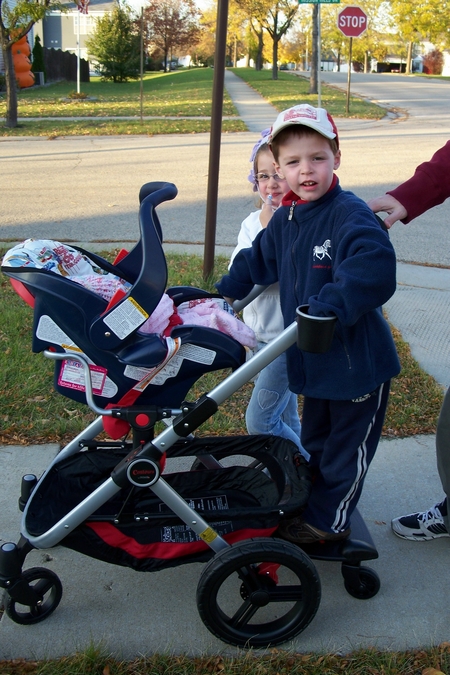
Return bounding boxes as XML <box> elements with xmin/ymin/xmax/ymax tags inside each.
<box><xmin>391</xmin><ymin>500</ymin><xmax>449</xmax><ymax>541</ymax></box>
<box><xmin>277</xmin><ymin>516</ymin><xmax>350</xmax><ymax>544</ymax></box>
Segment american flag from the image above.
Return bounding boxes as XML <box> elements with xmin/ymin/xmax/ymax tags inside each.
<box><xmin>76</xmin><ymin>0</ymin><xmax>89</xmax><ymax>14</ymax></box>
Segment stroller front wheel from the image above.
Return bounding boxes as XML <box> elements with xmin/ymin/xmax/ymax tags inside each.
<box><xmin>196</xmin><ymin>537</ymin><xmax>321</xmax><ymax>648</ymax></box>
<box><xmin>4</xmin><ymin>567</ymin><xmax>63</xmax><ymax>625</ymax></box>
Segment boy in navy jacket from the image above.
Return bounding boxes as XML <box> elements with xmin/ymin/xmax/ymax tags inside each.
<box><xmin>216</xmin><ymin>104</ymin><xmax>400</xmax><ymax>543</ymax></box>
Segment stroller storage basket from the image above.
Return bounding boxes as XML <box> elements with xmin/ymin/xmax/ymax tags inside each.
<box><xmin>24</xmin><ymin>435</ymin><xmax>310</xmax><ymax>573</ymax></box>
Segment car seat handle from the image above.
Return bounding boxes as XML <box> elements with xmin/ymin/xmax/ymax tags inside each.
<box><xmin>232</xmin><ymin>285</ymin><xmax>268</xmax><ymax>313</ymax></box>
<box><xmin>89</xmin><ymin>182</ymin><xmax>177</xmax><ymax>350</ymax></box>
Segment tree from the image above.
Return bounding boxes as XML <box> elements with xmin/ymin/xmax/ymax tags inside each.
<box><xmin>190</xmin><ymin>4</ymin><xmax>216</xmax><ymax>66</ymax></box>
<box><xmin>236</xmin><ymin>0</ymin><xmax>271</xmax><ymax>71</ymax></box>
<box><xmin>278</xmin><ymin>28</ymin><xmax>306</xmax><ymax>68</ymax></box>
<box><xmin>86</xmin><ymin>4</ymin><xmax>140</xmax><ymax>82</ymax></box>
<box><xmin>234</xmin><ymin>0</ymin><xmax>298</xmax><ymax>76</ymax></box>
<box><xmin>31</xmin><ymin>34</ymin><xmax>45</xmax><ymax>81</ymax></box>
<box><xmin>261</xmin><ymin>0</ymin><xmax>299</xmax><ymax>79</ymax></box>
<box><xmin>143</xmin><ymin>0</ymin><xmax>200</xmax><ymax>73</ymax></box>
<box><xmin>310</xmin><ymin>4</ymin><xmax>318</xmax><ymax>93</ymax></box>
<box><xmin>0</xmin><ymin>0</ymin><xmax>65</xmax><ymax>128</ymax></box>
<box><xmin>390</xmin><ymin>0</ymin><xmax>450</xmax><ymax>73</ymax></box>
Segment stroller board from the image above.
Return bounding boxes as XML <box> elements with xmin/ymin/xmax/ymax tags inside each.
<box><xmin>0</xmin><ymin>182</ymin><xmax>379</xmax><ymax>649</ymax></box>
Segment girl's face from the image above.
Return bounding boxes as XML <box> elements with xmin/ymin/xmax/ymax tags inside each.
<box><xmin>255</xmin><ymin>148</ymin><xmax>288</xmax><ymax>208</ymax></box>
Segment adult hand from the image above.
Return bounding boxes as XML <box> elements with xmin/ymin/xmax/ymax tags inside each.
<box><xmin>367</xmin><ymin>194</ymin><xmax>408</xmax><ymax>229</ymax></box>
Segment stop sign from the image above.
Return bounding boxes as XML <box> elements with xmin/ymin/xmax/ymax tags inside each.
<box><xmin>337</xmin><ymin>6</ymin><xmax>368</xmax><ymax>38</ymax></box>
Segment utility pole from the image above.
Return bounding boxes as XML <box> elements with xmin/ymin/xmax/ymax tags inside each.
<box><xmin>203</xmin><ymin>0</ymin><xmax>229</xmax><ymax>280</ymax></box>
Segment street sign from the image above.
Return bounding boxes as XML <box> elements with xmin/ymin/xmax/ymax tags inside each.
<box><xmin>299</xmin><ymin>0</ymin><xmax>340</xmax><ymax>3</ymax></box>
<box><xmin>337</xmin><ymin>5</ymin><xmax>368</xmax><ymax>37</ymax></box>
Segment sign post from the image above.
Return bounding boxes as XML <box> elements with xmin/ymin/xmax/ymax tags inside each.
<box><xmin>337</xmin><ymin>6</ymin><xmax>368</xmax><ymax>112</ymax></box>
<box><xmin>75</xmin><ymin>0</ymin><xmax>90</xmax><ymax>94</ymax></box>
<box><xmin>299</xmin><ymin>0</ymin><xmax>340</xmax><ymax>107</ymax></box>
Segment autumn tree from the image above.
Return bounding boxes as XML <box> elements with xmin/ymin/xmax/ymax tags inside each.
<box><xmin>143</xmin><ymin>0</ymin><xmax>200</xmax><ymax>72</ymax></box>
<box><xmin>190</xmin><ymin>6</ymin><xmax>216</xmax><ymax>66</ymax></box>
<box><xmin>278</xmin><ymin>28</ymin><xmax>306</xmax><ymax>68</ymax></box>
<box><xmin>227</xmin><ymin>0</ymin><xmax>248</xmax><ymax>66</ymax></box>
<box><xmin>261</xmin><ymin>0</ymin><xmax>298</xmax><ymax>79</ymax></box>
<box><xmin>0</xmin><ymin>0</ymin><xmax>65</xmax><ymax>128</ymax></box>
<box><xmin>390</xmin><ymin>0</ymin><xmax>450</xmax><ymax>74</ymax></box>
<box><xmin>237</xmin><ymin>0</ymin><xmax>271</xmax><ymax>71</ymax></box>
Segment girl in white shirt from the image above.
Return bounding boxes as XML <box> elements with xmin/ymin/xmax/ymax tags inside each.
<box><xmin>230</xmin><ymin>131</ymin><xmax>306</xmax><ymax>456</ymax></box>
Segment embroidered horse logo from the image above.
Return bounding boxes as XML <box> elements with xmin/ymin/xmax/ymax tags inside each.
<box><xmin>313</xmin><ymin>239</ymin><xmax>331</xmax><ymax>261</ymax></box>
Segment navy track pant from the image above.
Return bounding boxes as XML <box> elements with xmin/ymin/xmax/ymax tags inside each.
<box><xmin>300</xmin><ymin>381</ymin><xmax>391</xmax><ymax>533</ymax></box>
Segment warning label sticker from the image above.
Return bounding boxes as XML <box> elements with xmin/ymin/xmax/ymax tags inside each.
<box><xmin>160</xmin><ymin>521</ymin><xmax>233</xmax><ymax>544</ymax></box>
<box><xmin>158</xmin><ymin>495</ymin><xmax>229</xmax><ymax>513</ymax></box>
<box><xmin>36</xmin><ymin>315</ymin><xmax>80</xmax><ymax>351</ymax></box>
<box><xmin>103</xmin><ymin>297</ymin><xmax>149</xmax><ymax>340</ymax></box>
<box><xmin>58</xmin><ymin>359</ymin><xmax>107</xmax><ymax>396</ymax></box>
<box><xmin>145</xmin><ymin>343</ymin><xmax>216</xmax><ymax>387</ymax></box>
<box><xmin>36</xmin><ymin>315</ymin><xmax>118</xmax><ymax>398</ymax></box>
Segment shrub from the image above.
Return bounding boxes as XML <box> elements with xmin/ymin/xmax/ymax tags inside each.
<box><xmin>423</xmin><ymin>49</ymin><xmax>443</xmax><ymax>75</ymax></box>
<box><xmin>31</xmin><ymin>35</ymin><xmax>46</xmax><ymax>82</ymax></box>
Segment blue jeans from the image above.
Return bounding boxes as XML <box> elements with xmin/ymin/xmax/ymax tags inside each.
<box><xmin>245</xmin><ymin>346</ymin><xmax>307</xmax><ymax>458</ymax></box>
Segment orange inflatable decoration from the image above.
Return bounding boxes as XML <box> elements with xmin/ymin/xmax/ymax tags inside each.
<box><xmin>12</xmin><ymin>36</ymin><xmax>35</xmax><ymax>88</ymax></box>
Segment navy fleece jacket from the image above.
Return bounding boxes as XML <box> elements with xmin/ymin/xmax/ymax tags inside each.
<box><xmin>216</xmin><ymin>180</ymin><xmax>401</xmax><ymax>400</ymax></box>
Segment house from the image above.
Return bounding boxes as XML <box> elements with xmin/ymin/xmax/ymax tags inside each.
<box><xmin>39</xmin><ymin>0</ymin><xmax>115</xmax><ymax>63</ymax></box>
<box><xmin>0</xmin><ymin>0</ymin><xmax>115</xmax><ymax>72</ymax></box>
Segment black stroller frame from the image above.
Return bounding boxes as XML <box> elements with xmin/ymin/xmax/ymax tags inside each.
<box><xmin>0</xmin><ymin>182</ymin><xmax>380</xmax><ymax>648</ymax></box>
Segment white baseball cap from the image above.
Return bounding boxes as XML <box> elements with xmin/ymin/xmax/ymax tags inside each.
<box><xmin>269</xmin><ymin>104</ymin><xmax>339</xmax><ymax>147</ymax></box>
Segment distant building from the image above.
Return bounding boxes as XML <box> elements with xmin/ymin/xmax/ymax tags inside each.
<box><xmin>0</xmin><ymin>0</ymin><xmax>115</xmax><ymax>72</ymax></box>
<box><xmin>40</xmin><ymin>0</ymin><xmax>115</xmax><ymax>62</ymax></box>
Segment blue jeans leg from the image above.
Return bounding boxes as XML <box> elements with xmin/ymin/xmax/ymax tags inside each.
<box><xmin>245</xmin><ymin>347</ymin><xmax>307</xmax><ymax>457</ymax></box>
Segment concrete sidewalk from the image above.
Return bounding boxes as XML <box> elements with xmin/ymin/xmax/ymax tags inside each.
<box><xmin>1</xmin><ymin>70</ymin><xmax>449</xmax><ymax>660</ymax></box>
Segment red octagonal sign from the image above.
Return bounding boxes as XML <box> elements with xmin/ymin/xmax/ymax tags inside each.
<box><xmin>338</xmin><ymin>6</ymin><xmax>368</xmax><ymax>38</ymax></box>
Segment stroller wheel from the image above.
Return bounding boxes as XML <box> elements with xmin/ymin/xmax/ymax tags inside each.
<box><xmin>4</xmin><ymin>567</ymin><xmax>63</xmax><ymax>625</ymax></box>
<box><xmin>196</xmin><ymin>537</ymin><xmax>321</xmax><ymax>648</ymax></box>
<box><xmin>343</xmin><ymin>565</ymin><xmax>380</xmax><ymax>600</ymax></box>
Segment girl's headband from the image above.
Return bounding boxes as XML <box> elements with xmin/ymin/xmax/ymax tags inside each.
<box><xmin>248</xmin><ymin>128</ymin><xmax>271</xmax><ymax>192</ymax></box>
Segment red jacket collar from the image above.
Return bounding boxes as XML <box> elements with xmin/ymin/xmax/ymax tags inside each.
<box><xmin>281</xmin><ymin>174</ymin><xmax>338</xmax><ymax>206</ymax></box>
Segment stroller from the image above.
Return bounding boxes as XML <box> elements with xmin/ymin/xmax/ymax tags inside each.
<box><xmin>0</xmin><ymin>182</ymin><xmax>380</xmax><ymax>649</ymax></box>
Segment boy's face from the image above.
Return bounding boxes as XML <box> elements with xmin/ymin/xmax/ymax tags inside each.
<box><xmin>274</xmin><ymin>131</ymin><xmax>341</xmax><ymax>202</ymax></box>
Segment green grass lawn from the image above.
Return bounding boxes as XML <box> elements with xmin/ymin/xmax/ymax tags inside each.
<box><xmin>230</xmin><ymin>67</ymin><xmax>385</xmax><ymax>120</ymax></box>
<box><xmin>2</xmin><ymin>69</ymin><xmax>239</xmax><ymax>117</ymax></box>
<box><xmin>0</xmin><ymin>66</ymin><xmax>383</xmax><ymax>137</ymax></box>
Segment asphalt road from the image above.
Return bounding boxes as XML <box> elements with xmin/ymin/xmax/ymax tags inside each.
<box><xmin>1</xmin><ymin>72</ymin><xmax>450</xmax><ymax>266</ymax></box>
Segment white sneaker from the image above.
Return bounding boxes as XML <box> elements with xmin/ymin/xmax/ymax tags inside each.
<box><xmin>391</xmin><ymin>500</ymin><xmax>449</xmax><ymax>541</ymax></box>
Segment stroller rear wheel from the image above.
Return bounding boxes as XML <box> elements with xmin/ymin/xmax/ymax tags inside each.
<box><xmin>196</xmin><ymin>538</ymin><xmax>321</xmax><ymax>647</ymax></box>
<box><xmin>4</xmin><ymin>567</ymin><xmax>62</xmax><ymax>625</ymax></box>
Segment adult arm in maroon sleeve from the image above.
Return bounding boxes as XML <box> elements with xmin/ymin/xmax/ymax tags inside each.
<box><xmin>367</xmin><ymin>140</ymin><xmax>450</xmax><ymax>227</ymax></box>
